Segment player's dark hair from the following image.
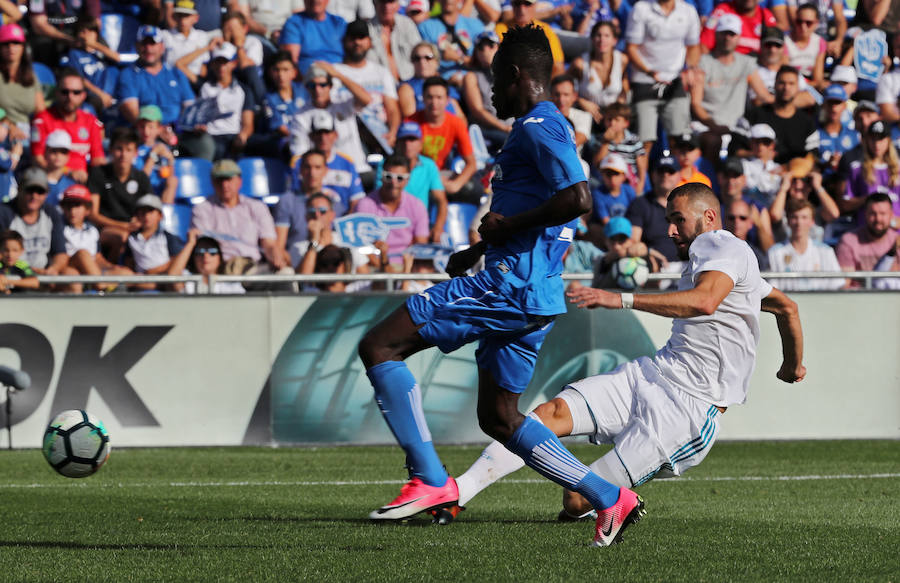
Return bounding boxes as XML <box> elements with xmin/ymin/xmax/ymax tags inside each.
<box><xmin>109</xmin><ymin>126</ymin><xmax>139</xmax><ymax>148</ymax></box>
<box><xmin>776</xmin><ymin>64</ymin><xmax>800</xmax><ymax>81</ymax></box>
<box><xmin>383</xmin><ymin>154</ymin><xmax>410</xmax><ymax>170</ymax></box>
<box><xmin>865</xmin><ymin>191</ymin><xmax>893</xmax><ymax>208</ymax></box>
<box><xmin>495</xmin><ymin>24</ymin><xmax>554</xmax><ymax>86</ymax></box>
<box><xmin>422</xmin><ymin>75</ymin><xmax>449</xmax><ymax>95</ymax></box>
<box><xmin>668</xmin><ymin>182</ymin><xmax>719</xmax><ymax>209</ymax></box>
<box><xmin>0</xmin><ymin>229</ymin><xmax>24</xmax><ymax>247</ymax></box>
<box><xmin>550</xmin><ymin>73</ymin><xmax>576</xmax><ymax>89</ymax></box>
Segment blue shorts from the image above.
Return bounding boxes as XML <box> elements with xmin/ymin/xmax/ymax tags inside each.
<box><xmin>405</xmin><ymin>270</ymin><xmax>556</xmax><ymax>393</ymax></box>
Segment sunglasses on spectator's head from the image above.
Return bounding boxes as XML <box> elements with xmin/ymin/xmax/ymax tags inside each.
<box><xmin>194</xmin><ymin>247</ymin><xmax>220</xmax><ymax>256</ymax></box>
<box><xmin>383</xmin><ymin>171</ymin><xmax>409</xmax><ymax>182</ymax></box>
<box><xmin>412</xmin><ymin>54</ymin><xmax>435</xmax><ymax>62</ymax></box>
<box><xmin>59</xmin><ymin>89</ymin><xmax>86</xmax><ymax>96</ymax></box>
<box><xmin>306</xmin><ymin>206</ymin><xmax>331</xmax><ymax>216</ymax></box>
<box><xmin>307</xmin><ymin>81</ymin><xmax>330</xmax><ymax>88</ymax></box>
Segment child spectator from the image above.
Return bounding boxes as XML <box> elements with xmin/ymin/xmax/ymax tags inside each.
<box><xmin>43</xmin><ymin>130</ymin><xmax>77</xmax><ymax>207</ymax></box>
<box><xmin>671</xmin><ymin>133</ymin><xmax>712</xmax><ymax>188</ymax></box>
<box><xmin>0</xmin><ymin>108</ymin><xmax>23</xmax><ymax>202</ymax></box>
<box><xmin>162</xmin><ymin>0</ymin><xmax>216</xmax><ymax>80</ymax></box>
<box><xmin>253</xmin><ymin>51</ymin><xmax>308</xmax><ymax>159</ymax></box>
<box><xmin>60</xmin><ymin>184</ymin><xmax>133</xmax><ymax>293</ymax></box>
<box><xmin>592</xmin><ymin>102</ymin><xmax>647</xmax><ymax>194</ymax></box>
<box><xmin>768</xmin><ymin>163</ymin><xmax>840</xmax><ymax>243</ymax></box>
<box><xmin>88</xmin><ymin>126</ymin><xmax>154</xmax><ymax>261</ymax></box>
<box><xmin>168</xmin><ymin>230</ymin><xmax>246</xmax><ymax>294</ymax></box>
<box><xmin>60</xmin><ymin>18</ymin><xmax>121</xmax><ymax>113</ymax></box>
<box><xmin>591</xmin><ymin>153</ymin><xmax>636</xmax><ymax>227</ymax></box>
<box><xmin>592</xmin><ymin>217</ymin><xmax>664</xmax><ymax>288</ymax></box>
<box><xmin>0</xmin><ymin>229</ymin><xmax>40</xmax><ymax>293</ymax></box>
<box><xmin>135</xmin><ymin>106</ymin><xmax>178</xmax><ymax>203</ymax></box>
<box><xmin>742</xmin><ymin>123</ymin><xmax>782</xmax><ymax>209</ymax></box>
<box><xmin>123</xmin><ymin>194</ymin><xmax>184</xmax><ymax>290</ymax></box>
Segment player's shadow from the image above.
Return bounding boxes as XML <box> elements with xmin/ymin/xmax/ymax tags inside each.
<box><xmin>231</xmin><ymin>515</ymin><xmax>565</xmax><ymax>526</ymax></box>
<box><xmin>0</xmin><ymin>540</ymin><xmax>274</xmax><ymax>550</ymax></box>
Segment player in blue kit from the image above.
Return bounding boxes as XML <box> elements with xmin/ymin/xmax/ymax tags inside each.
<box><xmin>358</xmin><ymin>25</ymin><xmax>645</xmax><ymax>546</ymax></box>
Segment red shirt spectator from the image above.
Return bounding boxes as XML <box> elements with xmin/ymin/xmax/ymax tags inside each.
<box><xmin>409</xmin><ymin>109</ymin><xmax>473</xmax><ymax>170</ymax></box>
<box><xmin>701</xmin><ymin>1</ymin><xmax>777</xmax><ymax>56</ymax></box>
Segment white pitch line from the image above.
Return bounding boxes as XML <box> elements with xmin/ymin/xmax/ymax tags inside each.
<box><xmin>1</xmin><ymin>473</ymin><xmax>898</xmax><ymax>490</ymax></box>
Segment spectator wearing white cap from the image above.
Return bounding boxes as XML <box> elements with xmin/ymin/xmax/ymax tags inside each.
<box><xmin>590</xmin><ymin>153</ymin><xmax>636</xmax><ymax>231</ymax></box>
<box><xmin>691</xmin><ymin>13</ymin><xmax>772</xmax><ymax>134</ymax></box>
<box><xmin>368</xmin><ymin>0</ymin><xmax>423</xmax><ymax>82</ymax></box>
<box><xmin>405</xmin><ymin>0</ymin><xmax>432</xmax><ymax>25</ymax></box>
<box><xmin>43</xmin><ymin>130</ymin><xmax>77</xmax><ymax>207</ymax></box>
<box><xmin>124</xmin><ymin>194</ymin><xmax>185</xmax><ymax>290</ymax></box>
<box><xmin>742</xmin><ymin>122</ymin><xmax>783</xmax><ymax>208</ymax></box>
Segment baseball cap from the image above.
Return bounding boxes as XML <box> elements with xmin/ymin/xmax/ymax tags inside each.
<box><xmin>672</xmin><ymin>133</ymin><xmax>699</xmax><ymax>150</ymax></box>
<box><xmin>61</xmin><ymin>184</ymin><xmax>92</xmax><ymax>204</ymax></box>
<box><xmin>856</xmin><ymin>100</ymin><xmax>879</xmax><ymax>114</ymax></box>
<box><xmin>868</xmin><ymin>120</ymin><xmax>889</xmax><ymax>138</ymax></box>
<box><xmin>716</xmin><ymin>13</ymin><xmax>743</xmax><ymax>35</ymax></box>
<box><xmin>721</xmin><ymin>156</ymin><xmax>744</xmax><ymax>176</ymax></box>
<box><xmin>0</xmin><ymin>23</ymin><xmax>25</xmax><ymax>44</ymax></box>
<box><xmin>406</xmin><ymin>0</ymin><xmax>429</xmax><ymax>13</ymax></box>
<box><xmin>310</xmin><ymin>110</ymin><xmax>336</xmax><ymax>133</ymax></box>
<box><xmin>306</xmin><ymin>64</ymin><xmax>331</xmax><ymax>82</ymax></box>
<box><xmin>45</xmin><ymin>130</ymin><xmax>73</xmax><ymax>151</ymax></box>
<box><xmin>137</xmin><ymin>25</ymin><xmax>164</xmax><ymax>44</ymax></box>
<box><xmin>135</xmin><ymin>194</ymin><xmax>164</xmax><ymax>212</ymax></box>
<box><xmin>138</xmin><ymin>105</ymin><xmax>163</xmax><ymax>122</ymax></box>
<box><xmin>476</xmin><ymin>30</ymin><xmax>500</xmax><ymax>45</ymax></box>
<box><xmin>397</xmin><ymin>121</ymin><xmax>423</xmax><ymax>140</ymax></box>
<box><xmin>600</xmin><ymin>153</ymin><xmax>628</xmax><ymax>174</ymax></box>
<box><xmin>750</xmin><ymin>123</ymin><xmax>776</xmax><ymax>141</ymax></box>
<box><xmin>823</xmin><ymin>84</ymin><xmax>848</xmax><ymax>102</ymax></box>
<box><xmin>830</xmin><ymin>65</ymin><xmax>858</xmax><ymax>85</ymax></box>
<box><xmin>345</xmin><ymin>19</ymin><xmax>370</xmax><ymax>39</ymax></box>
<box><xmin>173</xmin><ymin>0</ymin><xmax>198</xmax><ymax>14</ymax></box>
<box><xmin>211</xmin><ymin>158</ymin><xmax>242</xmax><ymax>178</ymax></box>
<box><xmin>605</xmin><ymin>216</ymin><xmax>632</xmax><ymax>239</ymax></box>
<box><xmin>760</xmin><ymin>25</ymin><xmax>784</xmax><ymax>46</ymax></box>
<box><xmin>21</xmin><ymin>167</ymin><xmax>49</xmax><ymax>192</ymax></box>
<box><xmin>211</xmin><ymin>42</ymin><xmax>238</xmax><ymax>61</ymax></box>
<box><xmin>656</xmin><ymin>156</ymin><xmax>678</xmax><ymax>172</ymax></box>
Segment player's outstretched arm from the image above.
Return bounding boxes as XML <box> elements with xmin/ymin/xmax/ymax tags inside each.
<box><xmin>478</xmin><ymin>181</ymin><xmax>592</xmax><ymax>246</ymax></box>
<box><xmin>566</xmin><ymin>271</ymin><xmax>734</xmax><ymax>318</ymax></box>
<box><xmin>761</xmin><ymin>287</ymin><xmax>806</xmax><ymax>383</ymax></box>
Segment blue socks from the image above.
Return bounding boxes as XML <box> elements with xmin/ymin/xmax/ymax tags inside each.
<box><xmin>367</xmin><ymin>361</ymin><xmax>448</xmax><ymax>487</ymax></box>
<box><xmin>506</xmin><ymin>414</ymin><xmax>621</xmax><ymax>510</ymax></box>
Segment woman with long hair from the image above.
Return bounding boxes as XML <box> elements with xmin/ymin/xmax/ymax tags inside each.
<box><xmin>0</xmin><ymin>23</ymin><xmax>45</xmax><ymax>141</ymax></box>
<box><xmin>567</xmin><ymin>20</ymin><xmax>628</xmax><ymax>124</ymax></box>
<box><xmin>845</xmin><ymin>121</ymin><xmax>900</xmax><ymax>223</ymax></box>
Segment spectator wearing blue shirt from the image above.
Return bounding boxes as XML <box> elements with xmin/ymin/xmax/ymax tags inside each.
<box><xmin>60</xmin><ymin>18</ymin><xmax>121</xmax><ymax>114</ymax></box>
<box><xmin>280</xmin><ymin>0</ymin><xmax>348</xmax><ymax>76</ymax></box>
<box><xmin>251</xmin><ymin>51</ymin><xmax>310</xmax><ymax>159</ymax></box>
<box><xmin>116</xmin><ymin>26</ymin><xmax>196</xmax><ymax>127</ymax></box>
<box><xmin>817</xmin><ymin>84</ymin><xmax>858</xmax><ymax>174</ymax></box>
<box><xmin>417</xmin><ymin>0</ymin><xmax>486</xmax><ymax>86</ymax></box>
<box><xmin>295</xmin><ymin>110</ymin><xmax>366</xmax><ymax>215</ymax></box>
<box><xmin>591</xmin><ymin>152</ymin><xmax>637</xmax><ymax>226</ymax></box>
<box><xmin>374</xmin><ymin>121</ymin><xmax>448</xmax><ymax>241</ymax></box>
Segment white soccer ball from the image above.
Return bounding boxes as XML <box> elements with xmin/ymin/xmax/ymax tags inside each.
<box><xmin>611</xmin><ymin>257</ymin><xmax>650</xmax><ymax>290</ymax></box>
<box><xmin>42</xmin><ymin>410</ymin><xmax>111</xmax><ymax>478</ymax></box>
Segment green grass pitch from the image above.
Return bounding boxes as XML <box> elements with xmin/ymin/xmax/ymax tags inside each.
<box><xmin>0</xmin><ymin>441</ymin><xmax>897</xmax><ymax>582</ymax></box>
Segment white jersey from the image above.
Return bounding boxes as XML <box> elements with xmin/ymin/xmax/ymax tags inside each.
<box><xmin>766</xmin><ymin>239</ymin><xmax>843</xmax><ymax>291</ymax></box>
<box><xmin>653</xmin><ymin>230</ymin><xmax>773</xmax><ymax>407</ymax></box>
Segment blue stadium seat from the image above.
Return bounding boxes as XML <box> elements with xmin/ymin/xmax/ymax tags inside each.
<box><xmin>162</xmin><ymin>201</ymin><xmax>193</xmax><ymax>242</ymax></box>
<box><xmin>173</xmin><ymin>158</ymin><xmax>214</xmax><ymax>204</ymax></box>
<box><xmin>100</xmin><ymin>13</ymin><xmax>140</xmax><ymax>61</ymax></box>
<box><xmin>33</xmin><ymin>63</ymin><xmax>56</xmax><ymax>90</ymax></box>
<box><xmin>238</xmin><ymin>157</ymin><xmax>289</xmax><ymax>205</ymax></box>
<box><xmin>443</xmin><ymin>202</ymin><xmax>479</xmax><ymax>250</ymax></box>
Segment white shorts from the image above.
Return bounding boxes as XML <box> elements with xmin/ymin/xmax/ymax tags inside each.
<box><xmin>557</xmin><ymin>356</ymin><xmax>721</xmax><ymax>487</ymax></box>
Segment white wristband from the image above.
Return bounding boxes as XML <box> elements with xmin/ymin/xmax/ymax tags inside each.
<box><xmin>621</xmin><ymin>293</ymin><xmax>634</xmax><ymax>310</ymax></box>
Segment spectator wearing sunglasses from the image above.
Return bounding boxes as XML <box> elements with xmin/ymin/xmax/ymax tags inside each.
<box><xmin>356</xmin><ymin>154</ymin><xmax>429</xmax><ymax>270</ymax></box>
<box><xmin>31</xmin><ymin>69</ymin><xmax>106</xmax><ymax>183</ymax></box>
<box><xmin>168</xmin><ymin>230</ymin><xmax>246</xmax><ymax>294</ymax></box>
<box><xmin>296</xmin><ymin>192</ymin><xmax>370</xmax><ymax>278</ymax></box>
<box><xmin>784</xmin><ymin>3</ymin><xmax>826</xmax><ymax>90</ymax></box>
<box><xmin>398</xmin><ymin>41</ymin><xmax>464</xmax><ymax>119</ymax></box>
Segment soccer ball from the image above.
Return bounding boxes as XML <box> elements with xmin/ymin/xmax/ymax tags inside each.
<box><xmin>42</xmin><ymin>410</ymin><xmax>110</xmax><ymax>478</ymax></box>
<box><xmin>611</xmin><ymin>257</ymin><xmax>650</xmax><ymax>290</ymax></box>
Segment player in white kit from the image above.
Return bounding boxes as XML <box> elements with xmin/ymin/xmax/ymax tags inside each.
<box><xmin>448</xmin><ymin>182</ymin><xmax>807</xmax><ymax>529</ymax></box>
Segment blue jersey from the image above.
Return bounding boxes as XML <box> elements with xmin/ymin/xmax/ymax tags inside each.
<box><xmin>485</xmin><ymin>100</ymin><xmax>586</xmax><ymax>316</ymax></box>
<box><xmin>60</xmin><ymin>48</ymin><xmax>119</xmax><ymax>94</ymax></box>
<box><xmin>115</xmin><ymin>63</ymin><xmax>195</xmax><ymax>125</ymax></box>
<box><xmin>281</xmin><ymin>12</ymin><xmax>347</xmax><ymax>76</ymax></box>
<box><xmin>292</xmin><ymin>150</ymin><xmax>363</xmax><ymax>215</ymax></box>
<box><xmin>592</xmin><ymin>182</ymin><xmax>636</xmax><ymax>221</ymax></box>
<box><xmin>817</xmin><ymin>125</ymin><xmax>859</xmax><ymax>169</ymax></box>
<box><xmin>263</xmin><ymin>83</ymin><xmax>310</xmax><ymax>133</ymax></box>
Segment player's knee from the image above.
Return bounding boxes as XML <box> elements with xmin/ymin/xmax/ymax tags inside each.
<box><xmin>533</xmin><ymin>398</ymin><xmax>571</xmax><ymax>432</ymax></box>
<box><xmin>357</xmin><ymin>331</ymin><xmax>381</xmax><ymax>368</ymax></box>
<box><xmin>476</xmin><ymin>408</ymin><xmax>517</xmax><ymax>443</ymax></box>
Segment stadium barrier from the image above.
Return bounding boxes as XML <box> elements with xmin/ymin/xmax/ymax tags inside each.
<box><xmin>0</xmin><ymin>290</ymin><xmax>898</xmax><ymax>449</ymax></box>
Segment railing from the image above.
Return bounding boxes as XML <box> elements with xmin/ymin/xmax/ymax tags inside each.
<box><xmin>6</xmin><ymin>271</ymin><xmax>899</xmax><ymax>293</ymax></box>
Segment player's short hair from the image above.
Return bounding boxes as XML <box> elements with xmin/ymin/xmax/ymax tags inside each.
<box><xmin>668</xmin><ymin>182</ymin><xmax>720</xmax><ymax>212</ymax></box>
<box><xmin>422</xmin><ymin>75</ymin><xmax>449</xmax><ymax>95</ymax></box>
<box><xmin>865</xmin><ymin>190</ymin><xmax>893</xmax><ymax>208</ymax></box>
<box><xmin>550</xmin><ymin>73</ymin><xmax>576</xmax><ymax>90</ymax></box>
<box><xmin>495</xmin><ymin>24</ymin><xmax>554</xmax><ymax>86</ymax></box>
<box><xmin>0</xmin><ymin>229</ymin><xmax>24</xmax><ymax>248</ymax></box>
<box><xmin>301</xmin><ymin>148</ymin><xmax>327</xmax><ymax>165</ymax></box>
<box><xmin>109</xmin><ymin>126</ymin><xmax>139</xmax><ymax>148</ymax></box>
<box><xmin>776</xmin><ymin>64</ymin><xmax>800</xmax><ymax>81</ymax></box>
<box><xmin>383</xmin><ymin>154</ymin><xmax>410</xmax><ymax>170</ymax></box>
<box><xmin>785</xmin><ymin>197</ymin><xmax>815</xmax><ymax>216</ymax></box>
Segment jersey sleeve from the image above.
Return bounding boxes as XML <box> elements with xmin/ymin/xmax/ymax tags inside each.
<box><xmin>453</xmin><ymin>116</ymin><xmax>474</xmax><ymax>158</ymax></box>
<box><xmin>522</xmin><ymin>116</ymin><xmax>587</xmax><ymax>193</ymax></box>
<box><xmin>689</xmin><ymin>232</ymin><xmax>747</xmax><ymax>286</ymax></box>
<box><xmin>280</xmin><ymin>15</ymin><xmax>301</xmax><ymax>46</ymax></box>
<box><xmin>115</xmin><ymin>66</ymin><xmax>139</xmax><ymax>102</ymax></box>
<box><xmin>90</xmin><ymin>118</ymin><xmax>105</xmax><ymax>162</ymax></box>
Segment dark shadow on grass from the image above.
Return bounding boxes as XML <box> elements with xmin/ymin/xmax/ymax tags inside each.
<box><xmin>228</xmin><ymin>515</ymin><xmax>567</xmax><ymax>526</ymax></box>
<box><xmin>0</xmin><ymin>540</ymin><xmax>273</xmax><ymax>551</ymax></box>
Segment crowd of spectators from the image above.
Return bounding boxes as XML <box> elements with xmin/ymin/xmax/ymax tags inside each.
<box><xmin>0</xmin><ymin>0</ymin><xmax>899</xmax><ymax>295</ymax></box>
